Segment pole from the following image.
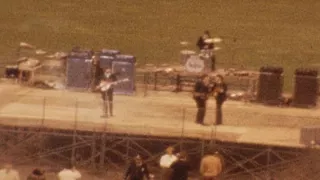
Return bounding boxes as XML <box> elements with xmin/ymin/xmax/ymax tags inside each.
<box><xmin>100</xmin><ymin>107</ymin><xmax>107</xmax><ymax>170</ymax></box>
<box><xmin>267</xmin><ymin>148</ymin><xmax>271</xmax><ymax>179</ymax></box>
<box><xmin>126</xmin><ymin>138</ymin><xmax>130</xmax><ymax>164</ymax></box>
<box><xmin>71</xmin><ymin>99</ymin><xmax>78</xmax><ymax>164</ymax></box>
<box><xmin>144</xmin><ymin>72</ymin><xmax>148</xmax><ymax>97</ymax></box>
<box><xmin>41</xmin><ymin>97</ymin><xmax>46</xmax><ymax>127</ymax></box>
<box><xmin>210</xmin><ymin>108</ymin><xmax>217</xmax><ymax>146</ymax></box>
<box><xmin>201</xmin><ymin>140</ymin><xmax>205</xmax><ymax>157</ymax></box>
<box><xmin>100</xmin><ymin>133</ymin><xmax>106</xmax><ymax>170</ymax></box>
<box><xmin>91</xmin><ymin>131</ymin><xmax>96</xmax><ymax>170</ymax></box>
<box><xmin>175</xmin><ymin>74</ymin><xmax>181</xmax><ymax>92</ymax></box>
<box><xmin>180</xmin><ymin>108</ymin><xmax>186</xmax><ymax>151</ymax></box>
<box><xmin>154</xmin><ymin>71</ymin><xmax>158</xmax><ymax>90</ymax></box>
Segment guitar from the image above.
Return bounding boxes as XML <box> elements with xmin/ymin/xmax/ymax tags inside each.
<box><xmin>213</xmin><ymin>87</ymin><xmax>223</xmax><ymax>97</ymax></box>
<box><xmin>97</xmin><ymin>78</ymin><xmax>130</xmax><ymax>92</ymax></box>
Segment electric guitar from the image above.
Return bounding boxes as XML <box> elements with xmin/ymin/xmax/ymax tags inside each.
<box><xmin>213</xmin><ymin>87</ymin><xmax>223</xmax><ymax>97</ymax></box>
<box><xmin>97</xmin><ymin>78</ymin><xmax>130</xmax><ymax>92</ymax></box>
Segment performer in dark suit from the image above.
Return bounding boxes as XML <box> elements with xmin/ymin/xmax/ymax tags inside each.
<box><xmin>193</xmin><ymin>74</ymin><xmax>212</xmax><ymax>125</ymax></box>
<box><xmin>96</xmin><ymin>67</ymin><xmax>117</xmax><ymax>118</ymax></box>
<box><xmin>196</xmin><ymin>30</ymin><xmax>214</xmax><ymax>50</ymax></box>
<box><xmin>212</xmin><ymin>75</ymin><xmax>227</xmax><ymax>125</ymax></box>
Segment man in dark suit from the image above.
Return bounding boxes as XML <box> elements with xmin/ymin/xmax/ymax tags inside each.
<box><xmin>125</xmin><ymin>155</ymin><xmax>152</xmax><ymax>180</ymax></box>
<box><xmin>212</xmin><ymin>75</ymin><xmax>227</xmax><ymax>125</ymax></box>
<box><xmin>193</xmin><ymin>74</ymin><xmax>211</xmax><ymax>125</ymax></box>
<box><xmin>96</xmin><ymin>67</ymin><xmax>117</xmax><ymax>118</ymax></box>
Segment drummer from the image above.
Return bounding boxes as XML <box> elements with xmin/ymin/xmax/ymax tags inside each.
<box><xmin>196</xmin><ymin>30</ymin><xmax>214</xmax><ymax>50</ymax></box>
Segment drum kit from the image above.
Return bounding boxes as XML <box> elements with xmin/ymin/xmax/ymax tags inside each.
<box><xmin>180</xmin><ymin>37</ymin><xmax>223</xmax><ymax>73</ymax></box>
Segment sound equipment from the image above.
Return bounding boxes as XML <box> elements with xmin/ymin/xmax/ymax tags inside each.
<box><xmin>300</xmin><ymin>125</ymin><xmax>320</xmax><ymax>146</ymax></box>
<box><xmin>99</xmin><ymin>55</ymin><xmax>114</xmax><ymax>69</ymax></box>
<box><xmin>99</xmin><ymin>49</ymin><xmax>120</xmax><ymax>69</ymax></box>
<box><xmin>293</xmin><ymin>68</ymin><xmax>318</xmax><ymax>108</ymax></box>
<box><xmin>66</xmin><ymin>52</ymin><xmax>92</xmax><ymax>89</ymax></box>
<box><xmin>112</xmin><ymin>55</ymin><xmax>136</xmax><ymax>94</ymax></box>
<box><xmin>256</xmin><ymin>66</ymin><xmax>283</xmax><ymax>105</ymax></box>
<box><xmin>101</xmin><ymin>49</ymin><xmax>120</xmax><ymax>56</ymax></box>
<box><xmin>5</xmin><ymin>65</ymin><xmax>19</xmax><ymax>78</ymax></box>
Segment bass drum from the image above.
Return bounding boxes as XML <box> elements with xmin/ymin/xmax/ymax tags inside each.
<box><xmin>184</xmin><ymin>55</ymin><xmax>205</xmax><ymax>73</ymax></box>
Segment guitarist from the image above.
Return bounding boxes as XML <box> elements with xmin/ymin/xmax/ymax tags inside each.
<box><xmin>97</xmin><ymin>67</ymin><xmax>117</xmax><ymax>118</ymax></box>
<box><xmin>193</xmin><ymin>74</ymin><xmax>212</xmax><ymax>125</ymax></box>
<box><xmin>212</xmin><ymin>75</ymin><xmax>227</xmax><ymax>125</ymax></box>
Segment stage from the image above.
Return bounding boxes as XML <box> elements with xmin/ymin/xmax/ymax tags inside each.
<box><xmin>0</xmin><ymin>82</ymin><xmax>319</xmax><ymax>148</ymax></box>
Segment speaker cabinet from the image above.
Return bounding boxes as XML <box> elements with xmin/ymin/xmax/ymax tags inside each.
<box><xmin>256</xmin><ymin>66</ymin><xmax>283</xmax><ymax>105</ymax></box>
<box><xmin>293</xmin><ymin>68</ymin><xmax>318</xmax><ymax>108</ymax></box>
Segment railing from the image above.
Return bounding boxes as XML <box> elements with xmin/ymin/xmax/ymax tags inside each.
<box><xmin>135</xmin><ymin>70</ymin><xmax>257</xmax><ymax>94</ymax></box>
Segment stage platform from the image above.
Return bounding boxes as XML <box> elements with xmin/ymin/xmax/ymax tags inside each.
<box><xmin>0</xmin><ymin>83</ymin><xmax>319</xmax><ymax>149</ymax></box>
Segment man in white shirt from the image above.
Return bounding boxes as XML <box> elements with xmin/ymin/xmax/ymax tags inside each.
<box><xmin>0</xmin><ymin>162</ymin><xmax>20</xmax><ymax>180</ymax></box>
<box><xmin>159</xmin><ymin>146</ymin><xmax>177</xmax><ymax>180</ymax></box>
<box><xmin>57</xmin><ymin>164</ymin><xmax>81</xmax><ymax>180</ymax></box>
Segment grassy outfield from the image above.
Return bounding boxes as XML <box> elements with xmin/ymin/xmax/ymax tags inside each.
<box><xmin>0</xmin><ymin>0</ymin><xmax>320</xmax><ymax>91</ymax></box>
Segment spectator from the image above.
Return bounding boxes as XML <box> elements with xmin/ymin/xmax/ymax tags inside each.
<box><xmin>200</xmin><ymin>148</ymin><xmax>224</xmax><ymax>180</ymax></box>
<box><xmin>0</xmin><ymin>161</ymin><xmax>20</xmax><ymax>180</ymax></box>
<box><xmin>159</xmin><ymin>146</ymin><xmax>178</xmax><ymax>180</ymax></box>
<box><xmin>125</xmin><ymin>155</ymin><xmax>153</xmax><ymax>180</ymax></box>
<box><xmin>27</xmin><ymin>168</ymin><xmax>45</xmax><ymax>180</ymax></box>
<box><xmin>170</xmin><ymin>151</ymin><xmax>190</xmax><ymax>180</ymax></box>
<box><xmin>57</xmin><ymin>163</ymin><xmax>81</xmax><ymax>180</ymax></box>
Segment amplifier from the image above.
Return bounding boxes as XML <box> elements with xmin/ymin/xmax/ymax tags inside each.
<box><xmin>5</xmin><ymin>65</ymin><xmax>19</xmax><ymax>78</ymax></box>
<box><xmin>300</xmin><ymin>126</ymin><xmax>320</xmax><ymax>146</ymax></box>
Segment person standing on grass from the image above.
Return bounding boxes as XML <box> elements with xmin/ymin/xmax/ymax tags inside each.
<box><xmin>159</xmin><ymin>146</ymin><xmax>178</xmax><ymax>180</ymax></box>
<box><xmin>170</xmin><ymin>151</ymin><xmax>190</xmax><ymax>180</ymax></box>
<box><xmin>57</xmin><ymin>163</ymin><xmax>81</xmax><ymax>180</ymax></box>
<box><xmin>0</xmin><ymin>161</ymin><xmax>20</xmax><ymax>180</ymax></box>
<box><xmin>27</xmin><ymin>168</ymin><xmax>46</xmax><ymax>180</ymax></box>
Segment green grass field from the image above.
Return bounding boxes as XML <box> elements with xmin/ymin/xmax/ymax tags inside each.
<box><xmin>1</xmin><ymin>0</ymin><xmax>320</xmax><ymax>91</ymax></box>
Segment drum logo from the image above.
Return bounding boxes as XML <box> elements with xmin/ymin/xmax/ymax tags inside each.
<box><xmin>185</xmin><ymin>55</ymin><xmax>205</xmax><ymax>73</ymax></box>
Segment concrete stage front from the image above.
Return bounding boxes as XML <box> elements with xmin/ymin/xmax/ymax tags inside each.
<box><xmin>1</xmin><ymin>83</ymin><xmax>320</xmax><ymax>148</ymax></box>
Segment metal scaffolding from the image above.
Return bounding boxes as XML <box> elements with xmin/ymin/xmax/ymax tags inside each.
<box><xmin>0</xmin><ymin>123</ymin><xmax>316</xmax><ymax>180</ymax></box>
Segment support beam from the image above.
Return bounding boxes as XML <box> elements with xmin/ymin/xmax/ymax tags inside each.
<box><xmin>91</xmin><ymin>131</ymin><xmax>97</xmax><ymax>170</ymax></box>
<box><xmin>71</xmin><ymin>99</ymin><xmax>78</xmax><ymax>164</ymax></box>
<box><xmin>100</xmin><ymin>133</ymin><xmax>106</xmax><ymax>170</ymax></box>
<box><xmin>126</xmin><ymin>138</ymin><xmax>130</xmax><ymax>164</ymax></box>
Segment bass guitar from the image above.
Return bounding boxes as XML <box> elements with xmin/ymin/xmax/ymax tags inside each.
<box><xmin>97</xmin><ymin>78</ymin><xmax>130</xmax><ymax>92</ymax></box>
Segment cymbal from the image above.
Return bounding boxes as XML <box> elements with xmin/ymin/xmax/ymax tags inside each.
<box><xmin>214</xmin><ymin>47</ymin><xmax>221</xmax><ymax>51</ymax></box>
<box><xmin>204</xmin><ymin>37</ymin><xmax>223</xmax><ymax>43</ymax></box>
<box><xmin>180</xmin><ymin>41</ymin><xmax>189</xmax><ymax>45</ymax></box>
